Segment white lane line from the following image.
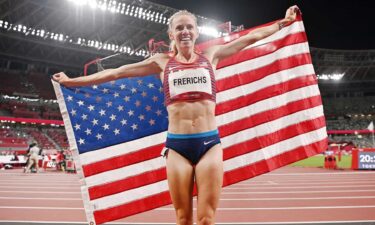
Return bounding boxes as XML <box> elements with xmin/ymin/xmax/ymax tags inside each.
<box><xmin>0</xmin><ymin>196</ymin><xmax>82</xmax><ymax>200</ymax></box>
<box><xmin>224</xmin><ymin>184</ymin><xmax>375</xmax><ymax>190</ymax></box>
<box><xmin>0</xmin><ymin>206</ymin><xmax>84</xmax><ymax>210</ymax></box>
<box><xmin>266</xmin><ymin>171</ymin><xmax>375</xmax><ymax>175</ymax></box>
<box><xmin>2</xmin><ymin>179</ymin><xmax>371</xmax><ymax>186</ymax></box>
<box><xmin>220</xmin><ymin>196</ymin><xmax>375</xmax><ymax>200</ymax></box>
<box><xmin>1</xmin><ymin>220</ymin><xmax>375</xmax><ymax>224</ymax></box>
<box><xmin>239</xmin><ymin>179</ymin><xmax>375</xmax><ymax>184</ymax></box>
<box><xmin>3</xmin><ymin>189</ymin><xmax>373</xmax><ymax>194</ymax></box>
<box><xmin>222</xmin><ymin>189</ymin><xmax>375</xmax><ymax>194</ymax></box>
<box><xmin>267</xmin><ymin>181</ymin><xmax>278</xmax><ymax>185</ymax></box>
<box><xmin>0</xmin><ymin>190</ymin><xmax>81</xmax><ymax>194</ymax></box>
<box><xmin>156</xmin><ymin>205</ymin><xmax>375</xmax><ymax>211</ymax></box>
<box><xmin>213</xmin><ymin>221</ymin><xmax>375</xmax><ymax>225</ymax></box>
<box><xmin>0</xmin><ymin>186</ymin><xmax>80</xmax><ymax>189</ymax></box>
<box><xmin>9</xmin><ymin>184</ymin><xmax>375</xmax><ymax>191</ymax></box>
<box><xmin>0</xmin><ymin>173</ymin><xmax>78</xmax><ymax>176</ymax></box>
<box><xmin>2</xmin><ymin>205</ymin><xmax>375</xmax><ymax>211</ymax></box>
<box><xmin>235</xmin><ymin>181</ymin><xmax>375</xmax><ymax>186</ymax></box>
<box><xmin>1</xmin><ymin>196</ymin><xmax>374</xmax><ymax>202</ymax></box>
<box><xmin>243</xmin><ymin>178</ymin><xmax>375</xmax><ymax>181</ymax></box>
<box><xmin>0</xmin><ymin>183</ymin><xmax>80</xmax><ymax>186</ymax></box>
<box><xmin>0</xmin><ymin>221</ymin><xmax>87</xmax><ymax>224</ymax></box>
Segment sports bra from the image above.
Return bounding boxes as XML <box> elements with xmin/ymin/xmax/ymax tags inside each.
<box><xmin>163</xmin><ymin>53</ymin><xmax>216</xmax><ymax>106</ymax></box>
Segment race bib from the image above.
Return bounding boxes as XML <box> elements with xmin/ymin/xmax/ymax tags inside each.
<box><xmin>168</xmin><ymin>67</ymin><xmax>212</xmax><ymax>99</ymax></box>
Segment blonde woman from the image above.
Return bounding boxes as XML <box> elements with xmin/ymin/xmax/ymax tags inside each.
<box><xmin>53</xmin><ymin>6</ymin><xmax>298</xmax><ymax>225</ymax></box>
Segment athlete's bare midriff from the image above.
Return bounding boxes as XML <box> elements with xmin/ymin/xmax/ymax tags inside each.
<box><xmin>166</xmin><ymin>100</ymin><xmax>216</xmax><ymax>134</ymax></box>
<box><xmin>155</xmin><ymin>53</ymin><xmax>217</xmax><ymax>134</ymax></box>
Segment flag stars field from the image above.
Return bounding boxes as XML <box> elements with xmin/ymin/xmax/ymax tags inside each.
<box><xmin>110</xmin><ymin>114</ymin><xmax>117</xmax><ymax>121</ymax></box>
<box><xmin>99</xmin><ymin>109</ymin><xmax>106</xmax><ymax>116</ymax></box>
<box><xmin>102</xmin><ymin>124</ymin><xmax>110</xmax><ymax>130</ymax></box>
<box><xmin>91</xmin><ymin>119</ymin><xmax>98</xmax><ymax>126</ymax></box>
<box><xmin>114</xmin><ymin>129</ymin><xmax>120</xmax><ymax>135</ymax></box>
<box><xmin>74</xmin><ymin>124</ymin><xmax>81</xmax><ymax>130</ymax></box>
<box><xmin>81</xmin><ymin>114</ymin><xmax>88</xmax><ymax>120</ymax></box>
<box><xmin>77</xmin><ymin>100</ymin><xmax>84</xmax><ymax>106</ymax></box>
<box><xmin>131</xmin><ymin>124</ymin><xmax>138</xmax><ymax>130</ymax></box>
<box><xmin>78</xmin><ymin>138</ymin><xmax>85</xmax><ymax>145</ymax></box>
<box><xmin>85</xmin><ymin>128</ymin><xmax>92</xmax><ymax>135</ymax></box>
<box><xmin>117</xmin><ymin>105</ymin><xmax>124</xmax><ymax>111</ymax></box>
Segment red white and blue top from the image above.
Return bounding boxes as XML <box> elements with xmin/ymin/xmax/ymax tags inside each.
<box><xmin>163</xmin><ymin>53</ymin><xmax>216</xmax><ymax>106</ymax></box>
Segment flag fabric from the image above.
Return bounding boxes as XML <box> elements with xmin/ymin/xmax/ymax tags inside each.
<box><xmin>53</xmin><ymin>13</ymin><xmax>327</xmax><ymax>225</ymax></box>
<box><xmin>368</xmin><ymin>121</ymin><xmax>374</xmax><ymax>131</ymax></box>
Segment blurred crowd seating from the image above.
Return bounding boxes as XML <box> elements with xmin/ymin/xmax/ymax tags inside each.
<box><xmin>326</xmin><ymin>118</ymin><xmax>373</xmax><ymax>131</ymax></box>
<box><xmin>0</xmin><ymin>126</ymin><xmax>69</xmax><ymax>154</ymax></box>
<box><xmin>323</xmin><ymin>96</ymin><xmax>375</xmax><ymax>118</ymax></box>
<box><xmin>0</xmin><ymin>70</ymin><xmax>55</xmax><ymax>99</ymax></box>
<box><xmin>0</xmin><ymin>96</ymin><xmax>61</xmax><ymax>120</ymax></box>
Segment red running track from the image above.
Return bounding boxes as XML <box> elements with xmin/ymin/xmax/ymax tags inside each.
<box><xmin>0</xmin><ymin>167</ymin><xmax>375</xmax><ymax>224</ymax></box>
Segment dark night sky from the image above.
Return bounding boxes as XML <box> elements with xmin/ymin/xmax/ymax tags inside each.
<box><xmin>149</xmin><ymin>0</ymin><xmax>375</xmax><ymax>50</ymax></box>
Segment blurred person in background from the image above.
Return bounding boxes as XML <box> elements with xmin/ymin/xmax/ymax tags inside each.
<box><xmin>24</xmin><ymin>142</ymin><xmax>40</xmax><ymax>173</ymax></box>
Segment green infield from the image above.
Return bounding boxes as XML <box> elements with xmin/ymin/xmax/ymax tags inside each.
<box><xmin>290</xmin><ymin>154</ymin><xmax>352</xmax><ymax>169</ymax></box>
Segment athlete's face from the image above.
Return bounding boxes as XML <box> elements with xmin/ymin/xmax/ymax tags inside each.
<box><xmin>169</xmin><ymin>15</ymin><xmax>199</xmax><ymax>50</ymax></box>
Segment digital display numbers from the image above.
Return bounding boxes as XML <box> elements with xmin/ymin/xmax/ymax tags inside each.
<box><xmin>358</xmin><ymin>152</ymin><xmax>375</xmax><ymax>169</ymax></box>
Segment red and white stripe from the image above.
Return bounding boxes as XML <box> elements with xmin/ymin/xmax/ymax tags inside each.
<box><xmin>53</xmin><ymin>14</ymin><xmax>327</xmax><ymax>225</ymax></box>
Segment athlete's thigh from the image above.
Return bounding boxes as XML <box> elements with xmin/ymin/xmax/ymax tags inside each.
<box><xmin>195</xmin><ymin>144</ymin><xmax>223</xmax><ymax>216</ymax></box>
<box><xmin>166</xmin><ymin>149</ymin><xmax>195</xmax><ymax>215</ymax></box>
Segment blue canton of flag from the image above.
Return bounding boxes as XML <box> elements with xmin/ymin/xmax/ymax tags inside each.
<box><xmin>61</xmin><ymin>75</ymin><xmax>168</xmax><ymax>153</ymax></box>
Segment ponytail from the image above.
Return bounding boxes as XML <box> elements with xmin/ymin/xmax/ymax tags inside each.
<box><xmin>169</xmin><ymin>40</ymin><xmax>178</xmax><ymax>56</ymax></box>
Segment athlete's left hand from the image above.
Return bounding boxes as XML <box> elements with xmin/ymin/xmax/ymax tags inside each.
<box><xmin>284</xmin><ymin>5</ymin><xmax>299</xmax><ymax>22</ymax></box>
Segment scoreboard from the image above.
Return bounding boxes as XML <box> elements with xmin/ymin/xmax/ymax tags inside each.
<box><xmin>352</xmin><ymin>149</ymin><xmax>375</xmax><ymax>170</ymax></box>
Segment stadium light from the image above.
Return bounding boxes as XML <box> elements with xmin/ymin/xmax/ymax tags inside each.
<box><xmin>65</xmin><ymin>0</ymin><xmax>168</xmax><ymax>25</ymax></box>
<box><xmin>66</xmin><ymin>0</ymin><xmax>223</xmax><ymax>38</ymax></box>
<box><xmin>317</xmin><ymin>73</ymin><xmax>345</xmax><ymax>80</ymax></box>
<box><xmin>0</xmin><ymin>19</ymin><xmax>149</xmax><ymax>57</ymax></box>
<box><xmin>198</xmin><ymin>26</ymin><xmax>221</xmax><ymax>38</ymax></box>
<box><xmin>68</xmin><ymin>0</ymin><xmax>88</xmax><ymax>6</ymax></box>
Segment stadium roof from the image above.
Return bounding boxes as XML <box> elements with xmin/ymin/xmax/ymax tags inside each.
<box><xmin>0</xmin><ymin>0</ymin><xmax>176</xmax><ymax>72</ymax></box>
<box><xmin>0</xmin><ymin>0</ymin><xmax>240</xmax><ymax>73</ymax></box>
<box><xmin>311</xmin><ymin>47</ymin><xmax>375</xmax><ymax>81</ymax></box>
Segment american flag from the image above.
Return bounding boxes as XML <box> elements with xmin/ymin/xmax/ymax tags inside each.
<box><xmin>53</xmin><ymin>13</ymin><xmax>327</xmax><ymax>225</ymax></box>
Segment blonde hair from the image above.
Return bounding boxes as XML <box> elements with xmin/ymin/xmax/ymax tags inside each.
<box><xmin>168</xmin><ymin>10</ymin><xmax>198</xmax><ymax>55</ymax></box>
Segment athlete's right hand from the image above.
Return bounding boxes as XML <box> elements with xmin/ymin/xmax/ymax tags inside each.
<box><xmin>52</xmin><ymin>72</ymin><xmax>70</xmax><ymax>85</ymax></box>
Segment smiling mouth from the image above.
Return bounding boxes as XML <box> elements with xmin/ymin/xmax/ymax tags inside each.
<box><xmin>180</xmin><ymin>37</ymin><xmax>192</xmax><ymax>42</ymax></box>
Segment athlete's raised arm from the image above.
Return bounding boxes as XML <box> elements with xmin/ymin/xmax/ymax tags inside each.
<box><xmin>207</xmin><ymin>5</ymin><xmax>299</xmax><ymax>65</ymax></box>
<box><xmin>52</xmin><ymin>53</ymin><xmax>166</xmax><ymax>87</ymax></box>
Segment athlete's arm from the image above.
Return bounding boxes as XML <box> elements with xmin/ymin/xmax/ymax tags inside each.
<box><xmin>52</xmin><ymin>53</ymin><xmax>166</xmax><ymax>87</ymax></box>
<box><xmin>207</xmin><ymin>6</ymin><xmax>298</xmax><ymax>64</ymax></box>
